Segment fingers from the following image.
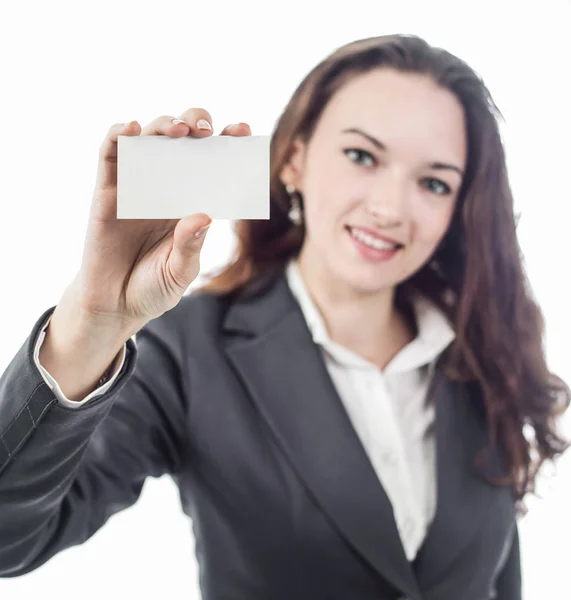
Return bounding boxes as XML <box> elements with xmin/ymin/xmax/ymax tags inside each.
<box><xmin>96</xmin><ymin>121</ymin><xmax>141</xmax><ymax>191</ymax></box>
<box><xmin>219</xmin><ymin>122</ymin><xmax>252</xmax><ymax>136</ymax></box>
<box><xmin>140</xmin><ymin>108</ymin><xmax>214</xmax><ymax>138</ymax></box>
<box><xmin>167</xmin><ymin>213</ymin><xmax>212</xmax><ymax>291</ymax></box>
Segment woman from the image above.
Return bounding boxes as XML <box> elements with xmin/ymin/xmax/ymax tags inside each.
<box><xmin>0</xmin><ymin>34</ymin><xmax>568</xmax><ymax>600</ymax></box>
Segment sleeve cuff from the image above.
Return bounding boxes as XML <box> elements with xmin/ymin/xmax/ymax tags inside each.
<box><xmin>33</xmin><ymin>313</ymin><xmax>130</xmax><ymax>408</ymax></box>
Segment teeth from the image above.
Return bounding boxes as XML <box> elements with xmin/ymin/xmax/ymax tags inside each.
<box><xmin>350</xmin><ymin>228</ymin><xmax>399</xmax><ymax>251</ymax></box>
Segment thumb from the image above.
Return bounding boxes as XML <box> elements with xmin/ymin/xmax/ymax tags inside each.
<box><xmin>167</xmin><ymin>214</ymin><xmax>212</xmax><ymax>291</ymax></box>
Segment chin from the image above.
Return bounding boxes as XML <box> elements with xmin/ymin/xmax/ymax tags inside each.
<box><xmin>331</xmin><ymin>261</ymin><xmax>397</xmax><ymax>296</ymax></box>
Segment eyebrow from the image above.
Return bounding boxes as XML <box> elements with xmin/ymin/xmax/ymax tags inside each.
<box><xmin>341</xmin><ymin>127</ymin><xmax>465</xmax><ymax>177</ymax></box>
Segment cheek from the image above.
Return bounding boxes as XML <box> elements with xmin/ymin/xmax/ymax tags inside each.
<box><xmin>304</xmin><ymin>190</ymin><xmax>355</xmax><ymax>235</ymax></box>
<box><xmin>411</xmin><ymin>208</ymin><xmax>454</xmax><ymax>249</ymax></box>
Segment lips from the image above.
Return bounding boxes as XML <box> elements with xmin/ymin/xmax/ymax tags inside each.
<box><xmin>346</xmin><ymin>225</ymin><xmax>404</xmax><ymax>249</ymax></box>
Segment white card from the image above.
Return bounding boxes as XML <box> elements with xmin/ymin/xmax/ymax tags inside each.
<box><xmin>117</xmin><ymin>134</ymin><xmax>270</xmax><ymax>219</ymax></box>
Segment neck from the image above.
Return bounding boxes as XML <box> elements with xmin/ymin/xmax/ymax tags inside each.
<box><xmin>296</xmin><ymin>249</ymin><xmax>416</xmax><ymax>369</ymax></box>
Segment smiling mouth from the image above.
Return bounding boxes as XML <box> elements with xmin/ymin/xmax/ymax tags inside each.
<box><xmin>345</xmin><ymin>225</ymin><xmax>404</xmax><ymax>251</ymax></box>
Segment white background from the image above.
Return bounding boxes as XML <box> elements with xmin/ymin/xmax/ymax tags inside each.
<box><xmin>0</xmin><ymin>1</ymin><xmax>570</xmax><ymax>598</ymax></box>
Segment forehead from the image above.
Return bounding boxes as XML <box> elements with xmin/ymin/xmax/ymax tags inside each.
<box><xmin>317</xmin><ymin>68</ymin><xmax>467</xmax><ymax>164</ymax></box>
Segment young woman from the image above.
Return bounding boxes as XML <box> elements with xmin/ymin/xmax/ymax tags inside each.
<box><xmin>0</xmin><ymin>34</ymin><xmax>568</xmax><ymax>600</ymax></box>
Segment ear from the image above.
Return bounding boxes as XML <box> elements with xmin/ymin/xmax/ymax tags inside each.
<box><xmin>279</xmin><ymin>137</ymin><xmax>308</xmax><ymax>190</ymax></box>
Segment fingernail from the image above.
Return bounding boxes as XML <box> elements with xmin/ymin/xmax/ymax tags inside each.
<box><xmin>194</xmin><ymin>223</ymin><xmax>211</xmax><ymax>238</ymax></box>
<box><xmin>172</xmin><ymin>119</ymin><xmax>187</xmax><ymax>125</ymax></box>
<box><xmin>123</xmin><ymin>120</ymin><xmax>137</xmax><ymax>127</ymax></box>
<box><xmin>196</xmin><ymin>119</ymin><xmax>212</xmax><ymax>131</ymax></box>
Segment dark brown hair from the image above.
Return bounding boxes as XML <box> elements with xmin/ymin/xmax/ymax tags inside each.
<box><xmin>200</xmin><ymin>34</ymin><xmax>570</xmax><ymax>517</ymax></box>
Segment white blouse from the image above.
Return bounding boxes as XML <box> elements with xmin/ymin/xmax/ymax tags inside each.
<box><xmin>285</xmin><ymin>259</ymin><xmax>456</xmax><ymax>560</ymax></box>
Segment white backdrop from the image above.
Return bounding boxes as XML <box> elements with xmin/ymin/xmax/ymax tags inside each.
<box><xmin>0</xmin><ymin>1</ymin><xmax>570</xmax><ymax>598</ymax></box>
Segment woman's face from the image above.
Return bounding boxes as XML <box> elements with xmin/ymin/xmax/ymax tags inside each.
<box><xmin>281</xmin><ymin>68</ymin><xmax>467</xmax><ymax>296</ymax></box>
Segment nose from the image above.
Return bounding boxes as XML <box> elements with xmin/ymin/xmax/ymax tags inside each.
<box><xmin>365</xmin><ymin>203</ymin><xmax>402</xmax><ymax>225</ymax></box>
<box><xmin>364</xmin><ymin>173</ymin><xmax>407</xmax><ymax>225</ymax></box>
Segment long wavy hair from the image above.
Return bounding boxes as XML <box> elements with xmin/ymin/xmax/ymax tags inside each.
<box><xmin>199</xmin><ymin>34</ymin><xmax>570</xmax><ymax>517</ymax></box>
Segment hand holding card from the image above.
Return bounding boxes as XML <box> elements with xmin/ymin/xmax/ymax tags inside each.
<box><xmin>61</xmin><ymin>112</ymin><xmax>256</xmax><ymax>342</ymax></box>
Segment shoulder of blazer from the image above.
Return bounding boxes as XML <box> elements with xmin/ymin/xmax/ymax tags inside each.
<box><xmin>177</xmin><ymin>266</ymin><xmax>290</xmax><ymax>336</ymax></box>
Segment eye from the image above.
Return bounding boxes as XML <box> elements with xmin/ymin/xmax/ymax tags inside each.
<box><xmin>343</xmin><ymin>148</ymin><xmax>376</xmax><ymax>167</ymax></box>
<box><xmin>344</xmin><ymin>148</ymin><xmax>453</xmax><ymax>196</ymax></box>
<box><xmin>422</xmin><ymin>178</ymin><xmax>451</xmax><ymax>196</ymax></box>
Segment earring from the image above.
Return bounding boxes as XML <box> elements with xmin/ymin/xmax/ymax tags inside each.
<box><xmin>429</xmin><ymin>257</ymin><xmax>444</xmax><ymax>277</ymax></box>
<box><xmin>286</xmin><ymin>183</ymin><xmax>303</xmax><ymax>226</ymax></box>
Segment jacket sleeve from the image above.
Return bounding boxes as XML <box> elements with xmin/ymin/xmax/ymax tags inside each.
<box><xmin>494</xmin><ymin>522</ymin><xmax>522</xmax><ymax>600</ymax></box>
<box><xmin>0</xmin><ymin>304</ymin><xmax>190</xmax><ymax>577</ymax></box>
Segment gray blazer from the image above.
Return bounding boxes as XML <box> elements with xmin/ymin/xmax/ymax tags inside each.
<box><xmin>0</xmin><ymin>268</ymin><xmax>521</xmax><ymax>600</ymax></box>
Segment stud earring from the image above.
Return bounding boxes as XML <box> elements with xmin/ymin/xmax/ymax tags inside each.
<box><xmin>286</xmin><ymin>183</ymin><xmax>303</xmax><ymax>226</ymax></box>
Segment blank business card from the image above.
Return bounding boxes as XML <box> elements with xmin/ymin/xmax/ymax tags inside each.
<box><xmin>117</xmin><ymin>134</ymin><xmax>270</xmax><ymax>220</ymax></box>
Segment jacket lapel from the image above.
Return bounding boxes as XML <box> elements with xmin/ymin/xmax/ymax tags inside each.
<box><xmin>221</xmin><ymin>269</ymin><xmax>512</xmax><ymax>598</ymax></box>
<box><xmin>412</xmin><ymin>369</ymin><xmax>517</xmax><ymax>593</ymax></box>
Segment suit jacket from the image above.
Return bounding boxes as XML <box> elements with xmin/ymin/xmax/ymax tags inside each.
<box><xmin>0</xmin><ymin>268</ymin><xmax>521</xmax><ymax>600</ymax></box>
